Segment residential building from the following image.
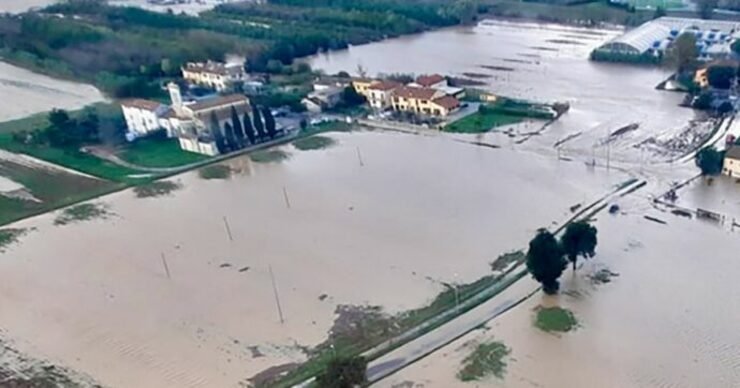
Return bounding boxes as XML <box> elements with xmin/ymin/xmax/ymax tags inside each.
<box><xmin>351</xmin><ymin>78</ymin><xmax>375</xmax><ymax>98</ymax></box>
<box><xmin>367</xmin><ymin>80</ymin><xmax>401</xmax><ymax>110</ymax></box>
<box><xmin>182</xmin><ymin>61</ymin><xmax>246</xmax><ymax>92</ymax></box>
<box><xmin>723</xmin><ymin>146</ymin><xmax>740</xmax><ymax>177</ymax></box>
<box><xmin>392</xmin><ymin>86</ymin><xmax>460</xmax><ymax>116</ymax></box>
<box><xmin>121</xmin><ymin>99</ymin><xmax>169</xmax><ymax>140</ymax></box>
<box><xmin>413</xmin><ymin>74</ymin><xmax>447</xmax><ymax>89</ymax></box>
<box><xmin>302</xmin><ymin>83</ymin><xmax>344</xmax><ymax>113</ymax></box>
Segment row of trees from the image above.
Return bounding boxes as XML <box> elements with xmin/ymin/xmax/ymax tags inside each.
<box><xmin>208</xmin><ymin>105</ymin><xmax>281</xmax><ymax>154</ymax></box>
<box><xmin>526</xmin><ymin>221</ymin><xmax>598</xmax><ymax>294</ymax></box>
<box><xmin>11</xmin><ymin>107</ymin><xmax>124</xmax><ymax>148</ymax></box>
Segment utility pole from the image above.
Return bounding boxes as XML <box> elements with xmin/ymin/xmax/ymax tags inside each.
<box><xmin>269</xmin><ymin>265</ymin><xmax>285</xmax><ymax>324</ymax></box>
<box><xmin>161</xmin><ymin>252</ymin><xmax>171</xmax><ymax>279</ymax></box>
<box><xmin>223</xmin><ymin>216</ymin><xmax>233</xmax><ymax>242</ymax></box>
<box><xmin>356</xmin><ymin>146</ymin><xmax>364</xmax><ymax>167</ymax></box>
<box><xmin>282</xmin><ymin>187</ymin><xmax>291</xmax><ymax>209</ymax></box>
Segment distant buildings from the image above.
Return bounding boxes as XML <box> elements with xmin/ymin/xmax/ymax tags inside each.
<box><xmin>302</xmin><ymin>77</ymin><xmax>350</xmax><ymax>113</ymax></box>
<box><xmin>594</xmin><ymin>17</ymin><xmax>740</xmax><ymax>62</ymax></box>
<box><xmin>723</xmin><ymin>146</ymin><xmax>740</xmax><ymax>177</ymax></box>
<box><xmin>120</xmin><ymin>99</ymin><xmax>169</xmax><ymax>139</ymax></box>
<box><xmin>352</xmin><ymin>74</ymin><xmax>462</xmax><ymax>117</ymax></box>
<box><xmin>182</xmin><ymin>61</ymin><xmax>246</xmax><ymax>92</ymax></box>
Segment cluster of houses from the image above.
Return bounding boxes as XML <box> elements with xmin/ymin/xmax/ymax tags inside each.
<box><xmin>351</xmin><ymin>74</ymin><xmax>465</xmax><ymax>117</ymax></box>
<box><xmin>121</xmin><ymin>60</ymin><xmax>272</xmax><ymax>156</ymax></box>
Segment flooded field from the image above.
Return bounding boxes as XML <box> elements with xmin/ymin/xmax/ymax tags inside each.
<box><xmin>380</xmin><ymin>206</ymin><xmax>740</xmax><ymax>387</ymax></box>
<box><xmin>0</xmin><ymin>130</ymin><xmax>629</xmax><ymax>387</ymax></box>
<box><xmin>0</xmin><ymin>62</ymin><xmax>104</xmax><ymax>122</ymax></box>
<box><xmin>307</xmin><ymin>21</ymin><xmax>702</xmax><ymax>165</ymax></box>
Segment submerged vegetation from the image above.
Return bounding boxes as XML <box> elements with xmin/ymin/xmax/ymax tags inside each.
<box><xmin>534</xmin><ymin>306</ymin><xmax>578</xmax><ymax>333</ymax></box>
<box><xmin>0</xmin><ymin>228</ymin><xmax>33</xmax><ymax>253</ymax></box>
<box><xmin>133</xmin><ymin>180</ymin><xmax>182</xmax><ymax>198</ymax></box>
<box><xmin>249</xmin><ymin>149</ymin><xmax>291</xmax><ymax>163</ymax></box>
<box><xmin>198</xmin><ymin>165</ymin><xmax>233</xmax><ymax>180</ymax></box>
<box><xmin>54</xmin><ymin>203</ymin><xmax>114</xmax><ymax>226</ymax></box>
<box><xmin>457</xmin><ymin>340</ymin><xmax>511</xmax><ymax>381</ymax></box>
<box><xmin>292</xmin><ymin>136</ymin><xmax>336</xmax><ymax>151</ymax></box>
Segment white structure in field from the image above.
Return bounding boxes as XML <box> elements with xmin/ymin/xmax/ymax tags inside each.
<box><xmin>120</xmin><ymin>99</ymin><xmax>169</xmax><ymax>140</ymax></box>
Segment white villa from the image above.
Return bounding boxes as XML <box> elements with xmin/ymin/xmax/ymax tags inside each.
<box><xmin>121</xmin><ymin>83</ymin><xmax>252</xmax><ymax>156</ymax></box>
<box><xmin>181</xmin><ymin>61</ymin><xmax>246</xmax><ymax>92</ymax></box>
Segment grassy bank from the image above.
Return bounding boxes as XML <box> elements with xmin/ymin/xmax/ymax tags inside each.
<box><xmin>119</xmin><ymin>137</ymin><xmax>208</xmax><ymax>168</ymax></box>
<box><xmin>445</xmin><ymin>99</ymin><xmax>555</xmax><ymax>133</ymax></box>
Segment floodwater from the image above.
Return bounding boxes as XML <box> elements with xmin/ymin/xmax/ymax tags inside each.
<box><xmin>0</xmin><ymin>130</ymin><xmax>628</xmax><ymax>387</ymax></box>
<box><xmin>307</xmin><ymin>20</ymin><xmax>702</xmax><ymax>165</ymax></box>
<box><xmin>0</xmin><ymin>0</ymin><xmax>56</xmax><ymax>13</ymax></box>
<box><xmin>381</xmin><ymin>206</ymin><xmax>740</xmax><ymax>387</ymax></box>
<box><xmin>0</xmin><ymin>62</ymin><xmax>105</xmax><ymax>122</ymax></box>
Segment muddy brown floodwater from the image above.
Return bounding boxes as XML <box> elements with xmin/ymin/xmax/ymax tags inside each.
<box><xmin>307</xmin><ymin>20</ymin><xmax>702</xmax><ymax>165</ymax></box>
<box><xmin>0</xmin><ymin>131</ymin><xmax>628</xmax><ymax>387</ymax></box>
<box><xmin>0</xmin><ymin>62</ymin><xmax>105</xmax><ymax>122</ymax></box>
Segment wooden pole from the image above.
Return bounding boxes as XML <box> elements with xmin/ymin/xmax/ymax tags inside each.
<box><xmin>356</xmin><ymin>146</ymin><xmax>364</xmax><ymax>167</ymax></box>
<box><xmin>269</xmin><ymin>265</ymin><xmax>285</xmax><ymax>324</ymax></box>
<box><xmin>223</xmin><ymin>216</ymin><xmax>234</xmax><ymax>241</ymax></box>
<box><xmin>282</xmin><ymin>187</ymin><xmax>291</xmax><ymax>209</ymax></box>
<box><xmin>161</xmin><ymin>253</ymin><xmax>171</xmax><ymax>279</ymax></box>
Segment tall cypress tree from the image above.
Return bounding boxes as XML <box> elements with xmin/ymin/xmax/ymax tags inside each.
<box><xmin>262</xmin><ymin>106</ymin><xmax>277</xmax><ymax>139</ymax></box>
<box><xmin>252</xmin><ymin>105</ymin><xmax>266</xmax><ymax>140</ymax></box>
<box><xmin>243</xmin><ymin>112</ymin><xmax>256</xmax><ymax>145</ymax></box>
<box><xmin>231</xmin><ymin>106</ymin><xmax>245</xmax><ymax>148</ymax></box>
<box><xmin>224</xmin><ymin>122</ymin><xmax>238</xmax><ymax>152</ymax></box>
<box><xmin>210</xmin><ymin>111</ymin><xmax>227</xmax><ymax>154</ymax></box>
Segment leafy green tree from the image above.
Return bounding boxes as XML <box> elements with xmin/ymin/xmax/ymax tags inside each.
<box><xmin>316</xmin><ymin>356</ymin><xmax>367</xmax><ymax>388</ymax></box>
<box><xmin>695</xmin><ymin>146</ymin><xmax>724</xmax><ymax>175</ymax></box>
<box><xmin>707</xmin><ymin>65</ymin><xmax>737</xmax><ymax>89</ymax></box>
<box><xmin>243</xmin><ymin>112</ymin><xmax>256</xmax><ymax>145</ymax></box>
<box><xmin>560</xmin><ymin>222</ymin><xmax>598</xmax><ymax>272</ymax></box>
<box><xmin>231</xmin><ymin>106</ymin><xmax>246</xmax><ymax>148</ymax></box>
<box><xmin>210</xmin><ymin>111</ymin><xmax>227</xmax><ymax>153</ymax></box>
<box><xmin>223</xmin><ymin>122</ymin><xmax>239</xmax><ymax>152</ymax></box>
<box><xmin>654</xmin><ymin>6</ymin><xmax>667</xmax><ymax>18</ymax></box>
<box><xmin>693</xmin><ymin>91</ymin><xmax>713</xmax><ymax>110</ymax></box>
<box><xmin>262</xmin><ymin>106</ymin><xmax>277</xmax><ymax>139</ymax></box>
<box><xmin>341</xmin><ymin>86</ymin><xmax>366</xmax><ymax>106</ymax></box>
<box><xmin>698</xmin><ymin>0</ymin><xmax>718</xmax><ymax>18</ymax></box>
<box><xmin>526</xmin><ymin>229</ymin><xmax>567</xmax><ymax>295</ymax></box>
<box><xmin>664</xmin><ymin>33</ymin><xmax>698</xmax><ymax>72</ymax></box>
<box><xmin>252</xmin><ymin>105</ymin><xmax>266</xmax><ymax>140</ymax></box>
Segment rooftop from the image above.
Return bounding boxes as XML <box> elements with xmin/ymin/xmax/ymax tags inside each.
<box><xmin>394</xmin><ymin>86</ymin><xmax>439</xmax><ymax>100</ymax></box>
<box><xmin>183</xmin><ymin>61</ymin><xmax>243</xmax><ymax>76</ymax></box>
<box><xmin>416</xmin><ymin>74</ymin><xmax>445</xmax><ymax>87</ymax></box>
<box><xmin>187</xmin><ymin>94</ymin><xmax>249</xmax><ymax>112</ymax></box>
<box><xmin>120</xmin><ymin>99</ymin><xmax>163</xmax><ymax>111</ymax></box>
<box><xmin>431</xmin><ymin>95</ymin><xmax>460</xmax><ymax>110</ymax></box>
<box><xmin>368</xmin><ymin>80</ymin><xmax>402</xmax><ymax>91</ymax></box>
<box><xmin>726</xmin><ymin>146</ymin><xmax>740</xmax><ymax>160</ymax></box>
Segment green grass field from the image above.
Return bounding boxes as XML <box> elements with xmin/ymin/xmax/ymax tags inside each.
<box><xmin>119</xmin><ymin>138</ymin><xmax>208</xmax><ymax>168</ymax></box>
<box><xmin>445</xmin><ymin>111</ymin><xmax>523</xmax><ymax>133</ymax></box>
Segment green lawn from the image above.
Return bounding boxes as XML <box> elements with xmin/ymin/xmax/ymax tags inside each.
<box><xmin>629</xmin><ymin>0</ymin><xmax>685</xmax><ymax>9</ymax></box>
<box><xmin>119</xmin><ymin>138</ymin><xmax>208</xmax><ymax>168</ymax></box>
<box><xmin>444</xmin><ymin>111</ymin><xmax>523</xmax><ymax>133</ymax></box>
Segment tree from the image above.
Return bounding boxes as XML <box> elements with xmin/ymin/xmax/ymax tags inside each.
<box><xmin>252</xmin><ymin>105</ymin><xmax>266</xmax><ymax>140</ymax></box>
<box><xmin>231</xmin><ymin>106</ymin><xmax>246</xmax><ymax>148</ymax></box>
<box><xmin>695</xmin><ymin>146</ymin><xmax>724</xmax><ymax>175</ymax></box>
<box><xmin>316</xmin><ymin>356</ymin><xmax>367</xmax><ymax>388</ymax></box>
<box><xmin>243</xmin><ymin>112</ymin><xmax>256</xmax><ymax>145</ymax></box>
<box><xmin>336</xmin><ymin>71</ymin><xmax>351</xmax><ymax>78</ymax></box>
<box><xmin>693</xmin><ymin>91</ymin><xmax>713</xmax><ymax>110</ymax></box>
<box><xmin>560</xmin><ymin>222</ymin><xmax>598</xmax><ymax>272</ymax></box>
<box><xmin>223</xmin><ymin>122</ymin><xmax>239</xmax><ymax>152</ymax></box>
<box><xmin>707</xmin><ymin>65</ymin><xmax>737</xmax><ymax>89</ymax></box>
<box><xmin>210</xmin><ymin>111</ymin><xmax>227</xmax><ymax>153</ymax></box>
<box><xmin>341</xmin><ymin>86</ymin><xmax>366</xmax><ymax>106</ymax></box>
<box><xmin>719</xmin><ymin>101</ymin><xmax>734</xmax><ymax>114</ymax></box>
<box><xmin>526</xmin><ymin>229</ymin><xmax>567</xmax><ymax>295</ymax></box>
<box><xmin>664</xmin><ymin>33</ymin><xmax>698</xmax><ymax>72</ymax></box>
<box><xmin>697</xmin><ymin>0</ymin><xmax>718</xmax><ymax>18</ymax></box>
<box><xmin>653</xmin><ymin>6</ymin><xmax>667</xmax><ymax>18</ymax></box>
<box><xmin>262</xmin><ymin>106</ymin><xmax>277</xmax><ymax>139</ymax></box>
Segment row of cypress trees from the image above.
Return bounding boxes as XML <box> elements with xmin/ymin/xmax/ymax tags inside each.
<box><xmin>208</xmin><ymin>105</ymin><xmax>280</xmax><ymax>154</ymax></box>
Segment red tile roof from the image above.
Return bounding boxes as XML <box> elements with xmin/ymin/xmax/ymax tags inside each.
<box><xmin>416</xmin><ymin>74</ymin><xmax>445</xmax><ymax>87</ymax></box>
<box><xmin>120</xmin><ymin>99</ymin><xmax>163</xmax><ymax>111</ymax></box>
<box><xmin>368</xmin><ymin>80</ymin><xmax>402</xmax><ymax>91</ymax></box>
<box><xmin>393</xmin><ymin>86</ymin><xmax>439</xmax><ymax>100</ymax></box>
<box><xmin>431</xmin><ymin>95</ymin><xmax>460</xmax><ymax>110</ymax></box>
<box><xmin>187</xmin><ymin>94</ymin><xmax>248</xmax><ymax>112</ymax></box>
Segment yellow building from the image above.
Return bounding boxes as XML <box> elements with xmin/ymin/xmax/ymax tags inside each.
<box><xmin>392</xmin><ymin>86</ymin><xmax>458</xmax><ymax>116</ymax></box>
<box><xmin>723</xmin><ymin>146</ymin><xmax>740</xmax><ymax>177</ymax></box>
<box><xmin>182</xmin><ymin>61</ymin><xmax>245</xmax><ymax>92</ymax></box>
<box><xmin>351</xmin><ymin>78</ymin><xmax>375</xmax><ymax>98</ymax></box>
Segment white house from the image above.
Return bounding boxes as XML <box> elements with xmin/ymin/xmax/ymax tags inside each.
<box><xmin>181</xmin><ymin>61</ymin><xmax>246</xmax><ymax>92</ymax></box>
<box><xmin>121</xmin><ymin>99</ymin><xmax>169</xmax><ymax>140</ymax></box>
